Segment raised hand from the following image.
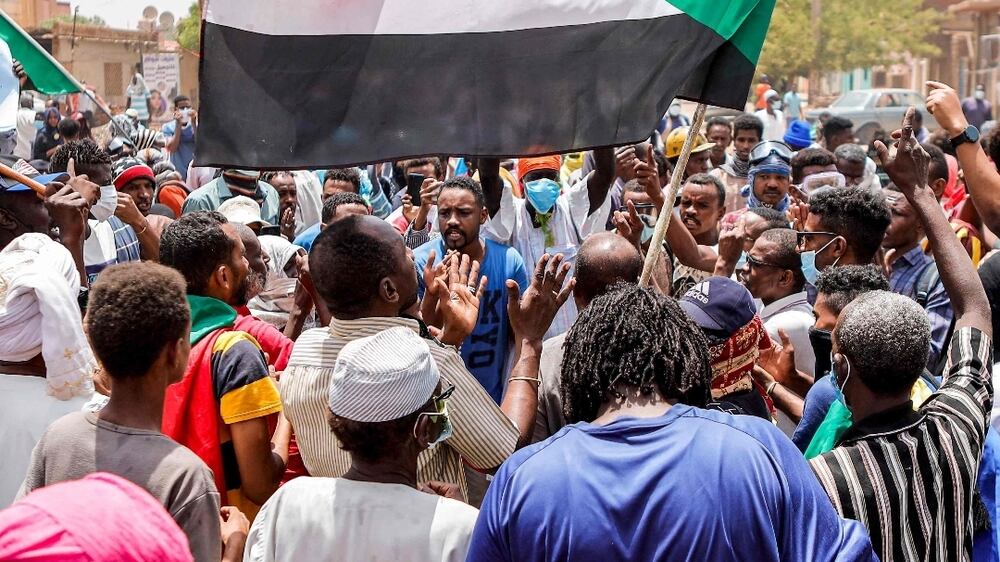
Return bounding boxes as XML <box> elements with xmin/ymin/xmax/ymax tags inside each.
<box><xmin>787</xmin><ymin>200</ymin><xmax>809</xmax><ymax>232</ymax></box>
<box><xmin>434</xmin><ymin>253</ymin><xmax>488</xmax><ymax>346</ymax></box>
<box><xmin>714</xmin><ymin>215</ymin><xmax>746</xmax><ymax>277</ymax></box>
<box><xmin>45</xmin><ymin>184</ymin><xmax>89</xmax><ymax>241</ymax></box>
<box><xmin>925</xmin><ymin>81</ymin><xmax>968</xmax><ymax>137</ymax></box>
<box><xmin>280</xmin><ymin>206</ymin><xmax>297</xmax><ymax>240</ymax></box>
<box><xmin>401</xmin><ymin>194</ymin><xmax>418</xmax><ymax>222</ymax></box>
<box><xmin>634</xmin><ymin>145</ymin><xmax>665</xmax><ymax>208</ymax></box>
<box><xmin>419</xmin><ymin>178</ymin><xmax>441</xmax><ymax>210</ymax></box>
<box><xmin>759</xmin><ymin>329</ymin><xmax>798</xmax><ymax>385</ymax></box>
<box><xmin>873</xmin><ymin>107</ymin><xmax>930</xmax><ymax>192</ymax></box>
<box><xmin>613</xmin><ymin>199</ymin><xmax>644</xmax><ymax>250</ymax></box>
<box><xmin>46</xmin><ymin>157</ymin><xmax>100</xmax><ymax>206</ymax></box>
<box><xmin>506</xmin><ymin>253</ymin><xmax>575</xmax><ymax>343</ymax></box>
<box><xmin>114</xmin><ymin>192</ymin><xmax>146</xmax><ymax>229</ymax></box>
<box><xmin>413</xmin><ymin>178</ymin><xmax>442</xmax><ymax>231</ymax></box>
<box><xmin>615</xmin><ymin>146</ymin><xmax>639</xmax><ymax>182</ymax></box>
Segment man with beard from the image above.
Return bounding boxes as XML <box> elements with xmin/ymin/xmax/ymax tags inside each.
<box><xmin>711</xmin><ymin>114</ymin><xmax>763</xmax><ymax>213</ymax></box>
<box><xmin>721</xmin><ymin>141</ymin><xmax>794</xmax><ymax>231</ymax></box>
<box><xmin>413</xmin><ymin>177</ymin><xmax>529</xmax><ymax>403</ymax></box>
<box><xmin>159</xmin><ymin>211</ymin><xmax>290</xmax><ymax>516</ymax></box>
<box><xmin>231</xmin><ymin>223</ymin><xmax>293</xmax><ymax>371</ymax></box>
<box><xmin>112</xmin><ymin>157</ymin><xmax>173</xmax><ymax>238</ymax></box>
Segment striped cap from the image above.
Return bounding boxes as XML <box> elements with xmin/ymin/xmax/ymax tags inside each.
<box><xmin>328</xmin><ymin>327</ymin><xmax>440</xmax><ymax>422</ymax></box>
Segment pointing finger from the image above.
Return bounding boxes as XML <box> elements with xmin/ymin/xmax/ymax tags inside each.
<box><xmin>66</xmin><ymin>158</ymin><xmax>76</xmax><ymax>178</ymax></box>
<box><xmin>900</xmin><ymin>107</ymin><xmax>915</xmax><ymax>145</ymax></box>
<box><xmin>873</xmin><ymin>140</ymin><xmax>891</xmax><ymax>167</ymax></box>
<box><xmin>925</xmin><ymin>80</ymin><xmax>949</xmax><ymax>92</ymax></box>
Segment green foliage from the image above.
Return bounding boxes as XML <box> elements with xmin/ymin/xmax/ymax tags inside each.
<box><xmin>758</xmin><ymin>0</ymin><xmax>943</xmax><ymax>80</ymax></box>
<box><xmin>39</xmin><ymin>14</ymin><xmax>107</xmax><ymax>29</ymax></box>
<box><xmin>176</xmin><ymin>1</ymin><xmax>201</xmax><ymax>53</ymax></box>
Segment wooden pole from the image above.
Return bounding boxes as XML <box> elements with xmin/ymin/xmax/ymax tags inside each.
<box><xmin>638</xmin><ymin>102</ymin><xmax>708</xmax><ymax>287</ymax></box>
<box><xmin>0</xmin><ymin>162</ymin><xmax>48</xmax><ymax>195</ymax></box>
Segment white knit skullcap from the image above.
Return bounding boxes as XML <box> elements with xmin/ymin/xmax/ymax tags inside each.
<box><xmin>328</xmin><ymin>327</ymin><xmax>440</xmax><ymax>422</ymax></box>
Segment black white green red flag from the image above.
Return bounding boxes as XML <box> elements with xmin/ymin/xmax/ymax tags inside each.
<box><xmin>197</xmin><ymin>0</ymin><xmax>776</xmax><ymax>169</ymax></box>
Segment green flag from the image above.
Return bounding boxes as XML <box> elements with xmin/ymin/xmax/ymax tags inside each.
<box><xmin>0</xmin><ymin>10</ymin><xmax>80</xmax><ymax>94</ymax></box>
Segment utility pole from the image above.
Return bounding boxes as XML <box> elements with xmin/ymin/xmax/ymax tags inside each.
<box><xmin>808</xmin><ymin>0</ymin><xmax>821</xmax><ymax>103</ymax></box>
<box><xmin>69</xmin><ymin>5</ymin><xmax>78</xmax><ymax>73</ymax></box>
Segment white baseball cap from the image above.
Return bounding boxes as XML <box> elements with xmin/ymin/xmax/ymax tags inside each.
<box><xmin>328</xmin><ymin>327</ymin><xmax>441</xmax><ymax>422</ymax></box>
<box><xmin>218</xmin><ymin>195</ymin><xmax>270</xmax><ymax>227</ymax></box>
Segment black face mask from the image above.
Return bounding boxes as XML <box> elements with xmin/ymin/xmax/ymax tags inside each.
<box><xmin>809</xmin><ymin>327</ymin><xmax>833</xmax><ymax>376</ymax></box>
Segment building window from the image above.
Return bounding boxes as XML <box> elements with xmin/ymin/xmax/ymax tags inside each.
<box><xmin>104</xmin><ymin>62</ymin><xmax>122</xmax><ymax>96</ymax></box>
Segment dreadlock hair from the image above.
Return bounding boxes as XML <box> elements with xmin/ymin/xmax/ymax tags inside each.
<box><xmin>560</xmin><ymin>283</ymin><xmax>711</xmax><ymax>424</ymax></box>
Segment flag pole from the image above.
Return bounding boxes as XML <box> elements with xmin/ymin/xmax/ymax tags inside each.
<box><xmin>638</xmin><ymin>102</ymin><xmax>708</xmax><ymax>287</ymax></box>
<box><xmin>0</xmin><ymin>162</ymin><xmax>47</xmax><ymax>195</ymax></box>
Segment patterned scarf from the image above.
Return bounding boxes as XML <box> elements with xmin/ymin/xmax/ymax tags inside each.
<box><xmin>708</xmin><ymin>315</ymin><xmax>774</xmax><ymax>412</ymax></box>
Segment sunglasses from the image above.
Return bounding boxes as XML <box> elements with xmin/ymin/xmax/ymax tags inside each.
<box><xmin>795</xmin><ymin>230</ymin><xmax>839</xmax><ymax>249</ymax></box>
<box><xmin>749</xmin><ymin>140</ymin><xmax>793</xmax><ymax>166</ymax></box>
<box><xmin>745</xmin><ymin>253</ymin><xmax>788</xmax><ymax>271</ymax></box>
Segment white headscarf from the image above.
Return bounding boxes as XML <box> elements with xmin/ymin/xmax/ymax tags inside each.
<box><xmin>0</xmin><ymin>234</ymin><xmax>95</xmax><ymax>399</ymax></box>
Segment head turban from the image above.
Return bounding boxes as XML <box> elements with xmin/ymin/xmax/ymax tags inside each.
<box><xmin>741</xmin><ymin>154</ymin><xmax>792</xmax><ymax>212</ymax></box>
<box><xmin>517</xmin><ymin>155</ymin><xmax>562</xmax><ymax>182</ymax></box>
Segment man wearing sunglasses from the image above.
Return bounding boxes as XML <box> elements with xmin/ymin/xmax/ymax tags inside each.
<box><xmin>739</xmin><ymin>228</ymin><xmax>815</xmax><ymax>378</ymax></box>
<box><xmin>795</xmin><ymin>186</ymin><xmax>891</xmax><ymax>289</ymax></box>
<box><xmin>246</xmin><ymin>328</ymin><xmax>480</xmax><ymax>561</ymax></box>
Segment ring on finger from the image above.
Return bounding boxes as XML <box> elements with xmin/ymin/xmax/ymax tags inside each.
<box><xmin>467</xmin><ymin>285</ymin><xmax>477</xmax><ymax>295</ymax></box>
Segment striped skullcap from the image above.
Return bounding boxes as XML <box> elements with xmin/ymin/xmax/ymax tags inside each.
<box><xmin>328</xmin><ymin>327</ymin><xmax>441</xmax><ymax>422</ymax></box>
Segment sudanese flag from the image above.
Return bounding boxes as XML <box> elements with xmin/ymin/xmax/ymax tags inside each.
<box><xmin>196</xmin><ymin>0</ymin><xmax>775</xmax><ymax>169</ymax></box>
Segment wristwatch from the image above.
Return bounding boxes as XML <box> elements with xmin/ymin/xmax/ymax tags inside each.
<box><xmin>950</xmin><ymin>125</ymin><xmax>980</xmax><ymax>150</ymax></box>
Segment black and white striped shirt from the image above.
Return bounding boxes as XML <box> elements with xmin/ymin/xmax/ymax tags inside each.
<box><xmin>811</xmin><ymin>327</ymin><xmax>993</xmax><ymax>562</ymax></box>
<box><xmin>281</xmin><ymin>317</ymin><xmax>519</xmax><ymax>497</ymax></box>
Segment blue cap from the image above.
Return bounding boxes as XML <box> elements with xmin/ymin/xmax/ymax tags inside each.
<box><xmin>679</xmin><ymin>276</ymin><xmax>757</xmax><ymax>336</ymax></box>
<box><xmin>783</xmin><ymin>120</ymin><xmax>813</xmax><ymax>150</ymax></box>
<box><xmin>0</xmin><ymin>172</ymin><xmax>67</xmax><ymax>193</ymax></box>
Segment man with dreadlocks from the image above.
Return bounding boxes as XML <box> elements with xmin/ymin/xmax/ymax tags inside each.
<box><xmin>466</xmin><ymin>284</ymin><xmax>876</xmax><ymax>561</ymax></box>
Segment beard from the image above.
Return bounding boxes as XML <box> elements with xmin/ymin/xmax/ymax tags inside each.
<box><xmin>235</xmin><ymin>270</ymin><xmax>267</xmax><ymax>306</ymax></box>
<box><xmin>443</xmin><ymin>228</ymin><xmax>468</xmax><ymax>250</ymax></box>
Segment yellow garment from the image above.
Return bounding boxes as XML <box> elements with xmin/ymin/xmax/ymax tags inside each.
<box><xmin>473</xmin><ymin>167</ymin><xmax>520</xmax><ymax>198</ymax></box>
<box><xmin>910</xmin><ymin>377</ymin><xmax>934</xmax><ymax>408</ymax></box>
<box><xmin>560</xmin><ymin>152</ymin><xmax>584</xmax><ymax>185</ymax></box>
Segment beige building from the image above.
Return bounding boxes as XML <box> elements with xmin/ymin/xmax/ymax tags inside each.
<box><xmin>0</xmin><ymin>0</ymin><xmax>69</xmax><ymax>29</ymax></box>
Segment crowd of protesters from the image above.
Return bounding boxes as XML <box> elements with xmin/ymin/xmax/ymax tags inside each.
<box><xmin>1</xmin><ymin>76</ymin><xmax>999</xmax><ymax>562</ymax></box>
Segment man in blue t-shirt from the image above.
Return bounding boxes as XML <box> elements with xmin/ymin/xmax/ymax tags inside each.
<box><xmin>161</xmin><ymin>95</ymin><xmax>196</xmax><ymax>180</ymax></box>
<box><xmin>467</xmin><ymin>284</ymin><xmax>876</xmax><ymax>562</ymax></box>
<box><xmin>413</xmin><ymin>176</ymin><xmax>528</xmax><ymax>403</ymax></box>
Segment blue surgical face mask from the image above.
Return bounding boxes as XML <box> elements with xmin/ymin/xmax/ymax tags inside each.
<box><xmin>800</xmin><ymin>237</ymin><xmax>840</xmax><ymax>284</ymax></box>
<box><xmin>90</xmin><ymin>184</ymin><xmax>118</xmax><ymax>222</ymax></box>
<box><xmin>524</xmin><ymin>178</ymin><xmax>561</xmax><ymax>214</ymax></box>
<box><xmin>639</xmin><ymin>214</ymin><xmax>656</xmax><ymax>244</ymax></box>
<box><xmin>735</xmin><ymin>251</ymin><xmax>748</xmax><ymax>270</ymax></box>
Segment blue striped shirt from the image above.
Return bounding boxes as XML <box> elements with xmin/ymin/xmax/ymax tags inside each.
<box><xmin>889</xmin><ymin>245</ymin><xmax>954</xmax><ymax>368</ymax></box>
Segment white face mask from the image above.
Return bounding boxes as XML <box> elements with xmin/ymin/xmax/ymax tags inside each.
<box><xmin>90</xmin><ymin>184</ymin><xmax>117</xmax><ymax>222</ymax></box>
<box><xmin>975</xmin><ymin>90</ymin><xmax>986</xmax><ymax>101</ymax></box>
